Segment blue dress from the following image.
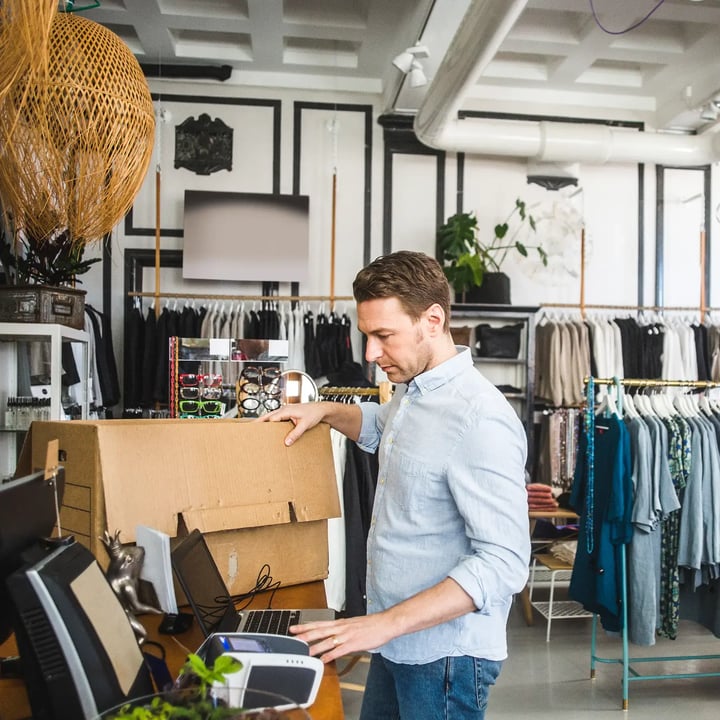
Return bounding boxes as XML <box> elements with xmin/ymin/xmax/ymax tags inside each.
<box><xmin>570</xmin><ymin>411</ymin><xmax>633</xmax><ymax>632</ymax></box>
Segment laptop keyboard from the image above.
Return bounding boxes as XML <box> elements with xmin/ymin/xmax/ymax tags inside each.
<box><xmin>244</xmin><ymin>609</ymin><xmax>302</xmax><ymax>635</ymax></box>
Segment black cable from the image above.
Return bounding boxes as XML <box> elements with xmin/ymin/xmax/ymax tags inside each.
<box><xmin>589</xmin><ymin>0</ymin><xmax>665</xmax><ymax>36</ymax></box>
<box><xmin>230</xmin><ymin>563</ymin><xmax>282</xmax><ymax>610</ymax></box>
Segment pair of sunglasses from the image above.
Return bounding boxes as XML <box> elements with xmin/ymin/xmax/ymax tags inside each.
<box><xmin>179</xmin><ymin>373</ymin><xmax>223</xmax><ymax>388</ymax></box>
<box><xmin>240</xmin><ymin>396</ymin><xmax>281</xmax><ymax>412</ymax></box>
<box><xmin>178</xmin><ymin>399</ymin><xmax>224</xmax><ymax>416</ymax></box>
<box><xmin>241</xmin><ymin>366</ymin><xmax>281</xmax><ymax>381</ymax></box>
<box><xmin>179</xmin><ymin>386</ymin><xmax>223</xmax><ymax>400</ymax></box>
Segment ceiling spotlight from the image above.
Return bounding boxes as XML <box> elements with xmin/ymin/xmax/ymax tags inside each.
<box><xmin>392</xmin><ymin>43</ymin><xmax>429</xmax><ymax>74</ymax></box>
<box><xmin>700</xmin><ymin>102</ymin><xmax>718</xmax><ymax>122</ymax></box>
<box><xmin>408</xmin><ymin>60</ymin><xmax>427</xmax><ymax>88</ymax></box>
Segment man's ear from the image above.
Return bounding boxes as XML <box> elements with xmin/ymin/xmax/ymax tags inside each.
<box><xmin>423</xmin><ymin>303</ymin><xmax>446</xmax><ymax>336</ymax></box>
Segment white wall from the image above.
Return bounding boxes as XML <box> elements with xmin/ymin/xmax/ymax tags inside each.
<box><xmin>78</xmin><ymin>78</ymin><xmax>720</xmax><ymax>406</ymax></box>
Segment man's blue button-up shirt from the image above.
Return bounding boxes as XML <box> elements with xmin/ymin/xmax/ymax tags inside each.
<box><xmin>357</xmin><ymin>347</ymin><xmax>530</xmax><ymax>663</ymax></box>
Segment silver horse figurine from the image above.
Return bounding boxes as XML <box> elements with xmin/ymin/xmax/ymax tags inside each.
<box><xmin>100</xmin><ymin>529</ymin><xmax>161</xmax><ymax>642</ymax></box>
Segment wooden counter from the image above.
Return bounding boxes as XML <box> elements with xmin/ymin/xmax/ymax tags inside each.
<box><xmin>0</xmin><ymin>580</ymin><xmax>344</xmax><ymax>720</ymax></box>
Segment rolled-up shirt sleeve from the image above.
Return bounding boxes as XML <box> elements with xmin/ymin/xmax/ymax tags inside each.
<box><xmin>356</xmin><ymin>399</ymin><xmax>388</xmax><ymax>454</ymax></box>
<box><xmin>447</xmin><ymin>406</ymin><xmax>531</xmax><ymax>612</ymax></box>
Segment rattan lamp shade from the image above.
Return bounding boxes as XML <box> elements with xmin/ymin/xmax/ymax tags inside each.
<box><xmin>0</xmin><ymin>0</ymin><xmax>54</xmax><ymax>103</ymax></box>
<box><xmin>0</xmin><ymin>12</ymin><xmax>155</xmax><ymax>243</ymax></box>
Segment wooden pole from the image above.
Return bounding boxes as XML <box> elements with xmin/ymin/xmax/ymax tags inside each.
<box><xmin>330</xmin><ymin>169</ymin><xmax>337</xmax><ymax>309</ymax></box>
<box><xmin>700</xmin><ymin>226</ymin><xmax>707</xmax><ymax>323</ymax></box>
<box><xmin>154</xmin><ymin>167</ymin><xmax>161</xmax><ymax>319</ymax></box>
<box><xmin>579</xmin><ymin>225</ymin><xmax>586</xmax><ymax>319</ymax></box>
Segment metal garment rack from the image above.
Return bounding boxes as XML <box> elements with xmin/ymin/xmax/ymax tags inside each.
<box><xmin>319</xmin><ymin>382</ymin><xmax>394</xmax><ymax>405</ymax></box>
<box><xmin>584</xmin><ymin>376</ymin><xmax>720</xmax><ymax>710</ymax></box>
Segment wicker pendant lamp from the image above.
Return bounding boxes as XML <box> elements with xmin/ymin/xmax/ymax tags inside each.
<box><xmin>0</xmin><ymin>1</ymin><xmax>54</xmax><ymax>104</ymax></box>
<box><xmin>0</xmin><ymin>9</ymin><xmax>155</xmax><ymax>244</ymax></box>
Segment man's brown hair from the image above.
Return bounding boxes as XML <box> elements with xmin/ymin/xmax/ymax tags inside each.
<box><xmin>353</xmin><ymin>250</ymin><xmax>452</xmax><ymax>331</ymax></box>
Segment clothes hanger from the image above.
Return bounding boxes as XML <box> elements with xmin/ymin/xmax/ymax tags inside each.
<box><xmin>595</xmin><ymin>389</ymin><xmax>618</xmax><ymax>418</ymax></box>
<box><xmin>622</xmin><ymin>392</ymin><xmax>640</xmax><ymax>419</ymax></box>
<box><xmin>649</xmin><ymin>389</ymin><xmax>670</xmax><ymax>418</ymax></box>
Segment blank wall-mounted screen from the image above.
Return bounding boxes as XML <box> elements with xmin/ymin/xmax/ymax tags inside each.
<box><xmin>182</xmin><ymin>190</ymin><xmax>310</xmax><ymax>283</ymax></box>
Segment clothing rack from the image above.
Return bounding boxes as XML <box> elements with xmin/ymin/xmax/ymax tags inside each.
<box><xmin>128</xmin><ymin>291</ymin><xmax>354</xmax><ymax>304</ymax></box>
<box><xmin>320</xmin><ymin>382</ymin><xmax>393</xmax><ymax>404</ymax></box>
<box><xmin>541</xmin><ymin>302</ymin><xmax>720</xmax><ymax>322</ymax></box>
<box><xmin>583</xmin><ymin>376</ymin><xmax>720</xmax><ymax>710</ymax></box>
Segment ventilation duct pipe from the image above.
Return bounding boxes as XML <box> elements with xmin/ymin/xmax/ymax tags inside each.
<box><xmin>414</xmin><ymin>0</ymin><xmax>720</xmax><ymax>167</ymax></box>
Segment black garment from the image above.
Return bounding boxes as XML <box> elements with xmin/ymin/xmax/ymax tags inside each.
<box><xmin>60</xmin><ymin>341</ymin><xmax>80</xmax><ymax>387</ymax></box>
<box><xmin>85</xmin><ymin>305</ymin><xmax>121</xmax><ymax>407</ymax></box>
<box><xmin>614</xmin><ymin>317</ymin><xmax>641</xmax><ymax>379</ymax></box>
<box><xmin>124</xmin><ymin>305</ymin><xmax>145</xmax><ymax>408</ymax></box>
<box><xmin>341</xmin><ymin>439</ymin><xmax>378</xmax><ymax>618</ymax></box>
<box><xmin>180</xmin><ymin>305</ymin><xmax>197</xmax><ymax>337</ymax></box>
<box><xmin>693</xmin><ymin>324</ymin><xmax>710</xmax><ymax>381</ymax></box>
<box><xmin>303</xmin><ymin>310</ymin><xmax>321</xmax><ymax>378</ymax></box>
<box><xmin>153</xmin><ymin>306</ymin><xmax>171</xmax><ymax>403</ymax></box>
<box><xmin>584</xmin><ymin>321</ymin><xmax>599</xmax><ymax>379</ymax></box>
<box><xmin>140</xmin><ymin>308</ymin><xmax>157</xmax><ymax>407</ymax></box>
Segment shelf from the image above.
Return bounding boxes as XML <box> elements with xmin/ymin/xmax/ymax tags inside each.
<box><xmin>531</xmin><ymin>600</ymin><xmax>593</xmax><ymax>621</ymax></box>
<box><xmin>472</xmin><ymin>356</ymin><xmax>525</xmax><ymax>365</ymax></box>
<box><xmin>0</xmin><ymin>323</ymin><xmax>90</xmax><ymax>477</ymax></box>
<box><xmin>0</xmin><ymin>322</ymin><xmax>88</xmax><ymax>344</ymax></box>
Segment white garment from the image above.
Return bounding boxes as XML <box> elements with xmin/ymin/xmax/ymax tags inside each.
<box><xmin>324</xmin><ymin>428</ymin><xmax>347</xmax><ymax>612</ymax></box>
<box><xmin>662</xmin><ymin>324</ymin><xmax>685</xmax><ymax>380</ymax></box>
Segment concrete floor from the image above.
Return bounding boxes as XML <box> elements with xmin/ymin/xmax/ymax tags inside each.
<box><xmin>339</xmin><ymin>596</ymin><xmax>720</xmax><ymax>719</ymax></box>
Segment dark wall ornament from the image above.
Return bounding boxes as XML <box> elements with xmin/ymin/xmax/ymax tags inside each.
<box><xmin>174</xmin><ymin>113</ymin><xmax>233</xmax><ymax>175</ymax></box>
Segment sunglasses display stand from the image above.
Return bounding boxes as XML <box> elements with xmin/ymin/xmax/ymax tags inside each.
<box><xmin>168</xmin><ymin>336</ymin><xmax>290</xmax><ymax>420</ymax></box>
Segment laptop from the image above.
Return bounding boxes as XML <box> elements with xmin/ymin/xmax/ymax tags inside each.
<box><xmin>170</xmin><ymin>528</ymin><xmax>334</xmax><ymax>637</ymax></box>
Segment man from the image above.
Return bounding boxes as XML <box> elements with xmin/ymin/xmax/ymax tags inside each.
<box><xmin>261</xmin><ymin>250</ymin><xmax>530</xmax><ymax>719</ymax></box>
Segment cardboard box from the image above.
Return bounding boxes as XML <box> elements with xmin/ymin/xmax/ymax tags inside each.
<box><xmin>19</xmin><ymin>419</ymin><xmax>341</xmax><ymax>595</ymax></box>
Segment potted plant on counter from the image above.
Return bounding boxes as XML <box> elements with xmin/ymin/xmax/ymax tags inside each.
<box><xmin>0</xmin><ymin>226</ymin><xmax>99</xmax><ymax>329</ymax></box>
<box><xmin>99</xmin><ymin>652</ymin><xmax>310</xmax><ymax>719</ymax></box>
<box><xmin>436</xmin><ymin>198</ymin><xmax>548</xmax><ymax>304</ymax></box>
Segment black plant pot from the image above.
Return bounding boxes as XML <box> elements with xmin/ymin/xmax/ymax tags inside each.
<box><xmin>456</xmin><ymin>272</ymin><xmax>511</xmax><ymax>305</ymax></box>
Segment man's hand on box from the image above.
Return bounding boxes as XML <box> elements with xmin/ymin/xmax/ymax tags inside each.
<box><xmin>257</xmin><ymin>402</ymin><xmax>329</xmax><ymax>446</ymax></box>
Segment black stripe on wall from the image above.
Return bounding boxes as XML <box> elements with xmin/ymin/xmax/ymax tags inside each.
<box><xmin>293</xmin><ymin>102</ymin><xmax>374</xmax><ymax>267</ymax></box>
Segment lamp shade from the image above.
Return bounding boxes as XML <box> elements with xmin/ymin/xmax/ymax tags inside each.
<box><xmin>0</xmin><ymin>12</ymin><xmax>155</xmax><ymax>243</ymax></box>
<box><xmin>392</xmin><ymin>51</ymin><xmax>415</xmax><ymax>74</ymax></box>
<box><xmin>409</xmin><ymin>60</ymin><xmax>428</xmax><ymax>88</ymax></box>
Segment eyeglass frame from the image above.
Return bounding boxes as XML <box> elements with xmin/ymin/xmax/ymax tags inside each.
<box><xmin>179</xmin><ymin>373</ymin><xmax>223</xmax><ymax>387</ymax></box>
<box><xmin>178</xmin><ymin>399</ymin><xmax>224</xmax><ymax>416</ymax></box>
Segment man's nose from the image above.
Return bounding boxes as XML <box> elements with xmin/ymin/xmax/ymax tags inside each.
<box><xmin>365</xmin><ymin>337</ymin><xmax>382</xmax><ymax>363</ymax></box>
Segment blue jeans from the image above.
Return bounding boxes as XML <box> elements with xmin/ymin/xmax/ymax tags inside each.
<box><xmin>359</xmin><ymin>654</ymin><xmax>503</xmax><ymax>720</ymax></box>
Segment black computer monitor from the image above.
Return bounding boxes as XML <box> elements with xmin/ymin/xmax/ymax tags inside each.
<box><xmin>1</xmin><ymin>467</ymin><xmax>154</xmax><ymax>719</ymax></box>
<box><xmin>0</xmin><ymin>468</ymin><xmax>65</xmax><ymax>644</ymax></box>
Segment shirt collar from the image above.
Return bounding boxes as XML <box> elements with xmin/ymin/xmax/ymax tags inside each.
<box><xmin>410</xmin><ymin>346</ymin><xmax>473</xmax><ymax>395</ymax></box>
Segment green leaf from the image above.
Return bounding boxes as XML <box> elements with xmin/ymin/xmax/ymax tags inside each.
<box><xmin>212</xmin><ymin>655</ymin><xmax>242</xmax><ymax>677</ymax></box>
<box><xmin>494</xmin><ymin>222</ymin><xmax>509</xmax><ymax>240</ymax></box>
<box><xmin>515</xmin><ymin>241</ymin><xmax>528</xmax><ymax>257</ymax></box>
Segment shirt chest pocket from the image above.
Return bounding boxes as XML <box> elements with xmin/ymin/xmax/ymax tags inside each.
<box><xmin>385</xmin><ymin>450</ymin><xmax>447</xmax><ymax>512</ymax></box>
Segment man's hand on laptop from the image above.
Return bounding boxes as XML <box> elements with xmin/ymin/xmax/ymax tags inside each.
<box><xmin>289</xmin><ymin>613</ymin><xmax>396</xmax><ymax>664</ymax></box>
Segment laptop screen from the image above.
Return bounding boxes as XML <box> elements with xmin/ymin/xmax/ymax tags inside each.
<box><xmin>171</xmin><ymin>529</ymin><xmax>237</xmax><ymax>636</ymax></box>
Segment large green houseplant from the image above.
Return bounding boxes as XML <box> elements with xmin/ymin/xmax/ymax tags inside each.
<box><xmin>436</xmin><ymin>198</ymin><xmax>548</xmax><ymax>303</ymax></box>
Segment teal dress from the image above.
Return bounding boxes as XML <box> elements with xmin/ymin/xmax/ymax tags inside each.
<box><xmin>570</xmin><ymin>412</ymin><xmax>634</xmax><ymax>632</ymax></box>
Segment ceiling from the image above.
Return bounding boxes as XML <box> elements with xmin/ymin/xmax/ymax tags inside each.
<box><xmin>81</xmin><ymin>0</ymin><xmax>720</xmax><ymax>134</ymax></box>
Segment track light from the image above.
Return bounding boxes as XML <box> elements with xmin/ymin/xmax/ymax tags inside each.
<box><xmin>408</xmin><ymin>60</ymin><xmax>427</xmax><ymax>88</ymax></box>
<box><xmin>392</xmin><ymin>43</ymin><xmax>429</xmax><ymax>74</ymax></box>
<box><xmin>700</xmin><ymin>102</ymin><xmax>718</xmax><ymax>122</ymax></box>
